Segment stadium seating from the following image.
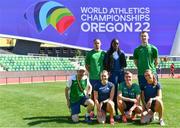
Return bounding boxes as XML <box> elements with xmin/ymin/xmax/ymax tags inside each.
<box><xmin>0</xmin><ymin>54</ymin><xmax>76</xmax><ymax>71</ymax></box>
<box><xmin>126</xmin><ymin>60</ymin><xmax>137</xmax><ymax>69</ymax></box>
<box><xmin>0</xmin><ymin>54</ymin><xmax>180</xmax><ymax>72</ymax></box>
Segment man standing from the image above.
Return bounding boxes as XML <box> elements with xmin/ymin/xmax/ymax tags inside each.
<box><xmin>170</xmin><ymin>63</ymin><xmax>175</xmax><ymax>78</ymax></box>
<box><xmin>85</xmin><ymin>39</ymin><xmax>106</xmax><ymax>100</ymax></box>
<box><xmin>65</xmin><ymin>66</ymin><xmax>94</xmax><ymax>123</ymax></box>
<box><xmin>133</xmin><ymin>31</ymin><xmax>159</xmax><ymax>91</ymax></box>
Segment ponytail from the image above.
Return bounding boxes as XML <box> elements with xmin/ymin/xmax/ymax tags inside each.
<box><xmin>153</xmin><ymin>75</ymin><xmax>157</xmax><ymax>86</ymax></box>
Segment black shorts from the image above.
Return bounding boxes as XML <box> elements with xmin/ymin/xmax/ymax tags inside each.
<box><xmin>150</xmin><ymin>100</ymin><xmax>156</xmax><ymax>112</ymax></box>
<box><xmin>102</xmin><ymin>102</ymin><xmax>107</xmax><ymax>112</ymax></box>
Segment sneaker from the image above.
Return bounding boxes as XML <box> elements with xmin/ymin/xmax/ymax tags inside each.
<box><xmin>89</xmin><ymin>111</ymin><xmax>95</xmax><ymax>119</ymax></box>
<box><xmin>97</xmin><ymin>110</ymin><xmax>106</xmax><ymax>124</ymax></box>
<box><xmin>122</xmin><ymin>115</ymin><xmax>127</xmax><ymax>123</ymax></box>
<box><xmin>141</xmin><ymin>113</ymin><xmax>153</xmax><ymax>124</ymax></box>
<box><xmin>114</xmin><ymin>115</ymin><xmax>121</xmax><ymax>120</ymax></box>
<box><xmin>85</xmin><ymin>115</ymin><xmax>92</xmax><ymax>123</ymax></box>
<box><xmin>153</xmin><ymin>112</ymin><xmax>159</xmax><ymax>121</ymax></box>
<box><xmin>71</xmin><ymin>114</ymin><xmax>79</xmax><ymax>123</ymax></box>
<box><xmin>110</xmin><ymin>118</ymin><xmax>114</xmax><ymax>125</ymax></box>
<box><xmin>160</xmin><ymin>119</ymin><xmax>165</xmax><ymax>126</ymax></box>
<box><xmin>147</xmin><ymin>113</ymin><xmax>153</xmax><ymax>123</ymax></box>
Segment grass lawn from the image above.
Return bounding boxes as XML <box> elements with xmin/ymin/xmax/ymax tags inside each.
<box><xmin>0</xmin><ymin>78</ymin><xmax>180</xmax><ymax>127</ymax></box>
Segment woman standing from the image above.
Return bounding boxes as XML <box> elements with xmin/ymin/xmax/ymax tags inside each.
<box><xmin>104</xmin><ymin>38</ymin><xmax>127</xmax><ymax>118</ymax></box>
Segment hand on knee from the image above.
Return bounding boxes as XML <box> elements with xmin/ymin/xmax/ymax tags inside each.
<box><xmin>108</xmin><ymin>100</ymin><xmax>114</xmax><ymax>107</ymax></box>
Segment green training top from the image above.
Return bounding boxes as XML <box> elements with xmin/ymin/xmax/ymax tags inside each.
<box><xmin>118</xmin><ymin>82</ymin><xmax>141</xmax><ymax>99</ymax></box>
<box><xmin>67</xmin><ymin>75</ymin><xmax>89</xmax><ymax>104</ymax></box>
<box><xmin>85</xmin><ymin>49</ymin><xmax>105</xmax><ymax>80</ymax></box>
<box><xmin>133</xmin><ymin>44</ymin><xmax>158</xmax><ymax>75</ymax></box>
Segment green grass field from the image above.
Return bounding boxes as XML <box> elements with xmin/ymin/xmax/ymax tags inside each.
<box><xmin>0</xmin><ymin>78</ymin><xmax>180</xmax><ymax>127</ymax></box>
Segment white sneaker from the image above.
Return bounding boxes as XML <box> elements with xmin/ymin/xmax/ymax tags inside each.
<box><xmin>141</xmin><ymin>113</ymin><xmax>153</xmax><ymax>124</ymax></box>
<box><xmin>160</xmin><ymin>119</ymin><xmax>165</xmax><ymax>126</ymax></box>
<box><xmin>153</xmin><ymin>112</ymin><xmax>159</xmax><ymax>121</ymax></box>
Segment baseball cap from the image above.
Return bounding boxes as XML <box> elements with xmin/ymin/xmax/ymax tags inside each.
<box><xmin>77</xmin><ymin>66</ymin><xmax>86</xmax><ymax>71</ymax></box>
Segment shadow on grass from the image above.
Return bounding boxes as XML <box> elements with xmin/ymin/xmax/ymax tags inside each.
<box><xmin>23</xmin><ymin>115</ymin><xmax>98</xmax><ymax>126</ymax></box>
<box><xmin>24</xmin><ymin>116</ymin><xmax>160</xmax><ymax>126</ymax></box>
<box><xmin>130</xmin><ymin>119</ymin><xmax>160</xmax><ymax>126</ymax></box>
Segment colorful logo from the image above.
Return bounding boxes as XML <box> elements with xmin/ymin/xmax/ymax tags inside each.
<box><xmin>24</xmin><ymin>1</ymin><xmax>75</xmax><ymax>34</ymax></box>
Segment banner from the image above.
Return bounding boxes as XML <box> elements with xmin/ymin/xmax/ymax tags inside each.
<box><xmin>0</xmin><ymin>0</ymin><xmax>179</xmax><ymax>55</ymax></box>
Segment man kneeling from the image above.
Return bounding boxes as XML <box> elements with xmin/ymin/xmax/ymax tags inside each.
<box><xmin>65</xmin><ymin>66</ymin><xmax>94</xmax><ymax>123</ymax></box>
<box><xmin>117</xmin><ymin>71</ymin><xmax>142</xmax><ymax>123</ymax></box>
